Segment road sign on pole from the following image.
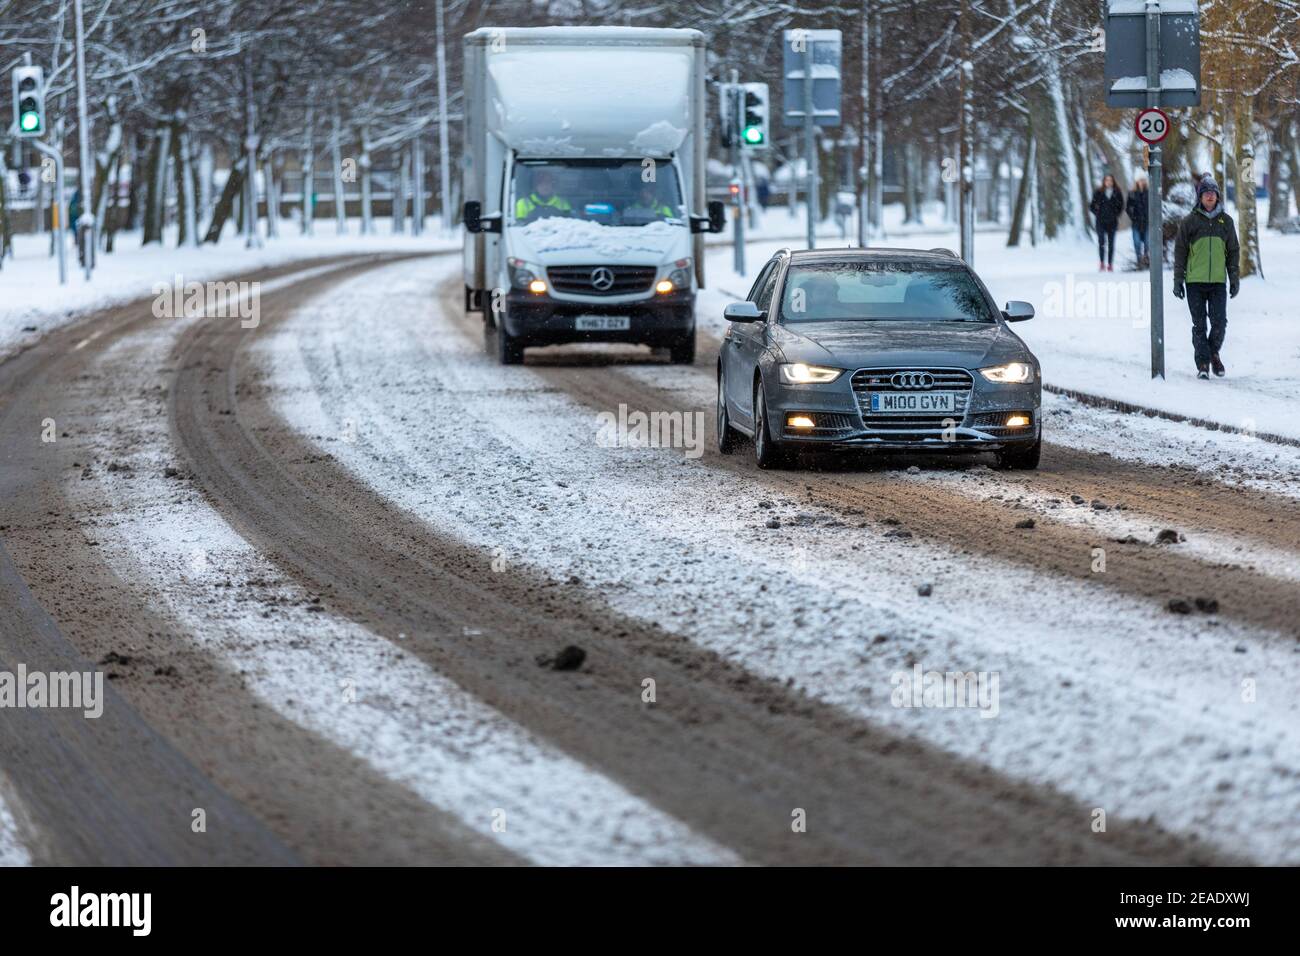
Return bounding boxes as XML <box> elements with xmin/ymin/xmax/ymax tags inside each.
<box><xmin>783</xmin><ymin>29</ymin><xmax>841</xmax><ymax>250</ymax></box>
<box><xmin>1105</xmin><ymin>0</ymin><xmax>1202</xmax><ymax>381</ymax></box>
<box><xmin>1134</xmin><ymin>107</ymin><xmax>1170</xmax><ymax>144</ymax></box>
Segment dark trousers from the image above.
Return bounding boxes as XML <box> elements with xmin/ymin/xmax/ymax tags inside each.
<box><xmin>1185</xmin><ymin>282</ymin><xmax>1227</xmax><ymax>368</ymax></box>
<box><xmin>1097</xmin><ymin>225</ymin><xmax>1117</xmax><ymax>264</ymax></box>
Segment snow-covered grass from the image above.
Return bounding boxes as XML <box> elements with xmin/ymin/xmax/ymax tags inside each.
<box><xmin>0</xmin><ymin>778</ymin><xmax>30</xmax><ymax>866</ymax></box>
<box><xmin>0</xmin><ymin>217</ymin><xmax>459</xmax><ymax>363</ymax></box>
<box><xmin>704</xmin><ymin>199</ymin><xmax>1300</xmax><ymax>443</ymax></box>
<box><xmin>260</xmin><ymin>257</ymin><xmax>1300</xmax><ymax>863</ymax></box>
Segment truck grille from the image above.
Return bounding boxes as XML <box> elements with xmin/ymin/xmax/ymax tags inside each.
<box><xmin>547</xmin><ymin>265</ymin><xmax>656</xmax><ymax>296</ymax></box>
<box><xmin>851</xmin><ymin>367</ymin><xmax>974</xmax><ymax>431</ymax></box>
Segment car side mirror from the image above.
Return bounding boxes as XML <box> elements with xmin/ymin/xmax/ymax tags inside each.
<box><xmin>1002</xmin><ymin>300</ymin><xmax>1034</xmax><ymax>322</ymax></box>
<box><xmin>723</xmin><ymin>301</ymin><xmax>763</xmax><ymax>323</ymax></box>
<box><xmin>463</xmin><ymin>200</ymin><xmax>501</xmax><ymax>234</ymax></box>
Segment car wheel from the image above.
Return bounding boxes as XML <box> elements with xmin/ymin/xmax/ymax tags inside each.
<box><xmin>994</xmin><ymin>437</ymin><xmax>1041</xmax><ymax>470</ymax></box>
<box><xmin>753</xmin><ymin>383</ymin><xmax>790</xmax><ymax>469</ymax></box>
<box><xmin>668</xmin><ymin>328</ymin><xmax>696</xmax><ymax>365</ymax></box>
<box><xmin>717</xmin><ymin>366</ymin><xmax>740</xmax><ymax>454</ymax></box>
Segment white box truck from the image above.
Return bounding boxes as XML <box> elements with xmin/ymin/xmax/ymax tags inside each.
<box><xmin>461</xmin><ymin>26</ymin><xmax>726</xmax><ymax>364</ymax></box>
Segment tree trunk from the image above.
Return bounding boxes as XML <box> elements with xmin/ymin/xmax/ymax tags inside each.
<box><xmin>144</xmin><ymin>126</ymin><xmax>173</xmax><ymax>245</ymax></box>
<box><xmin>1267</xmin><ymin>119</ymin><xmax>1290</xmax><ymax>228</ymax></box>
<box><xmin>302</xmin><ymin>109</ymin><xmax>315</xmax><ymax>235</ymax></box>
<box><xmin>1233</xmin><ymin>94</ymin><xmax>1259</xmax><ymax>278</ymax></box>
<box><xmin>265</xmin><ymin>149</ymin><xmax>280</xmax><ymax>239</ymax></box>
<box><xmin>1036</xmin><ymin>58</ymin><xmax>1085</xmax><ymax>240</ymax></box>
<box><xmin>1007</xmin><ymin>123</ymin><xmax>1035</xmax><ymax>247</ymax></box>
<box><xmin>203</xmin><ymin>156</ymin><xmax>246</xmax><ymax>244</ymax></box>
<box><xmin>332</xmin><ymin>112</ymin><xmax>348</xmax><ymax>234</ymax></box>
<box><xmin>359</xmin><ymin>126</ymin><xmax>373</xmax><ymax>235</ymax></box>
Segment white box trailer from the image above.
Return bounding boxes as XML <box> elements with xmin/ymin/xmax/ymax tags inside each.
<box><xmin>461</xmin><ymin>26</ymin><xmax>725</xmax><ymax>364</ymax></box>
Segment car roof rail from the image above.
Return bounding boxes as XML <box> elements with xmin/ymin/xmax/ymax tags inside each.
<box><xmin>774</xmin><ymin>247</ymin><xmax>792</xmax><ymax>258</ymax></box>
<box><xmin>928</xmin><ymin>247</ymin><xmax>960</xmax><ymax>257</ymax></box>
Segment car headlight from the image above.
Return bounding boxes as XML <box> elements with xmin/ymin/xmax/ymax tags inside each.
<box><xmin>509</xmin><ymin>259</ymin><xmax>544</xmax><ymax>291</ymax></box>
<box><xmin>979</xmin><ymin>361</ymin><xmax>1035</xmax><ymax>383</ymax></box>
<box><xmin>779</xmin><ymin>363</ymin><xmax>843</xmax><ymax>385</ymax></box>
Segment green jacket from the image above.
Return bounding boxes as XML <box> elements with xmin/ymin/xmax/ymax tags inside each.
<box><xmin>1174</xmin><ymin>207</ymin><xmax>1239</xmax><ymax>286</ymax></box>
<box><xmin>515</xmin><ymin>193</ymin><xmax>572</xmax><ymax>220</ymax></box>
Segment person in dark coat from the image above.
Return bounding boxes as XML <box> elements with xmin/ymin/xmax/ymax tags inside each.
<box><xmin>1125</xmin><ymin>175</ymin><xmax>1149</xmax><ymax>268</ymax></box>
<box><xmin>1173</xmin><ymin>177</ymin><xmax>1239</xmax><ymax>379</ymax></box>
<box><xmin>1089</xmin><ymin>174</ymin><xmax>1124</xmax><ymax>272</ymax></box>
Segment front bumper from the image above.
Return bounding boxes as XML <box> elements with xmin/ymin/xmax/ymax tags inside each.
<box><xmin>766</xmin><ymin>372</ymin><xmax>1041</xmax><ymax>451</ymax></box>
<box><xmin>502</xmin><ymin>288</ymin><xmax>694</xmax><ymax>346</ymax></box>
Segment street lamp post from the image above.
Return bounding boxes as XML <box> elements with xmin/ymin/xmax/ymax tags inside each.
<box><xmin>73</xmin><ymin>0</ymin><xmax>94</xmax><ymax>279</ymax></box>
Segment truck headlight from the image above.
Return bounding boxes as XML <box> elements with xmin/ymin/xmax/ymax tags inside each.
<box><xmin>668</xmin><ymin>261</ymin><xmax>691</xmax><ymax>290</ymax></box>
<box><xmin>979</xmin><ymin>362</ymin><xmax>1034</xmax><ymax>383</ymax></box>
<box><xmin>779</xmin><ymin>363</ymin><xmax>843</xmax><ymax>385</ymax></box>
<box><xmin>509</xmin><ymin>259</ymin><xmax>544</xmax><ymax>291</ymax></box>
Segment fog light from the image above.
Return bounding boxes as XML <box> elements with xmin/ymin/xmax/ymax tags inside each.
<box><xmin>1006</xmin><ymin>414</ymin><xmax>1031</xmax><ymax>428</ymax></box>
<box><xmin>655</xmin><ymin>279</ymin><xmax>674</xmax><ymax>294</ymax></box>
<box><xmin>528</xmin><ymin>279</ymin><xmax>547</xmax><ymax>294</ymax></box>
<box><xmin>787</xmin><ymin>414</ymin><xmax>816</xmax><ymax>429</ymax></box>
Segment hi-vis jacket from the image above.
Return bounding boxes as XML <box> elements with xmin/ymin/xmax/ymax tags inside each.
<box><xmin>1174</xmin><ymin>207</ymin><xmax>1240</xmax><ymax>285</ymax></box>
<box><xmin>515</xmin><ymin>193</ymin><xmax>572</xmax><ymax>219</ymax></box>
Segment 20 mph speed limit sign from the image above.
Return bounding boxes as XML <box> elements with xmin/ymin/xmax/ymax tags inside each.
<box><xmin>1135</xmin><ymin>108</ymin><xmax>1170</xmax><ymax>145</ymax></box>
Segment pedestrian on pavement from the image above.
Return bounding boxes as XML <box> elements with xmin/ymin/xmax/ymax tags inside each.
<box><xmin>1173</xmin><ymin>177</ymin><xmax>1239</xmax><ymax>379</ymax></box>
<box><xmin>1089</xmin><ymin>174</ymin><xmax>1124</xmax><ymax>272</ymax></box>
<box><xmin>1126</xmin><ymin>175</ymin><xmax>1149</xmax><ymax>268</ymax></box>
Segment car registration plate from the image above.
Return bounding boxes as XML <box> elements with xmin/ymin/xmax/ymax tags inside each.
<box><xmin>870</xmin><ymin>392</ymin><xmax>959</xmax><ymax>413</ymax></box>
<box><xmin>575</xmin><ymin>315</ymin><xmax>630</xmax><ymax>331</ymax></box>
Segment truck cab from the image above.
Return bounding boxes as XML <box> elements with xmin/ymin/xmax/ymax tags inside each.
<box><xmin>461</xmin><ymin>27</ymin><xmax>725</xmax><ymax>364</ymax></box>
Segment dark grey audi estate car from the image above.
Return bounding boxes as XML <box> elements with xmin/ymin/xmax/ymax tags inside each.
<box><xmin>717</xmin><ymin>247</ymin><xmax>1041</xmax><ymax>469</ymax></box>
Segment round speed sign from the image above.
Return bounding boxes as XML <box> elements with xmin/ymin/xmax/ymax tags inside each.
<box><xmin>1135</xmin><ymin>108</ymin><xmax>1170</xmax><ymax>145</ymax></box>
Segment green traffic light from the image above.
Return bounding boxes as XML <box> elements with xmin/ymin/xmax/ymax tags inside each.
<box><xmin>743</xmin><ymin>125</ymin><xmax>763</xmax><ymax>144</ymax></box>
<box><xmin>19</xmin><ymin>111</ymin><xmax>40</xmax><ymax>132</ymax></box>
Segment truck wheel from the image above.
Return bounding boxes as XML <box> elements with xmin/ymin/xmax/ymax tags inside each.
<box><xmin>496</xmin><ymin>323</ymin><xmax>525</xmax><ymax>365</ymax></box>
<box><xmin>994</xmin><ymin>437</ymin><xmax>1041</xmax><ymax>470</ymax></box>
<box><xmin>668</xmin><ymin>328</ymin><xmax>696</xmax><ymax>365</ymax></box>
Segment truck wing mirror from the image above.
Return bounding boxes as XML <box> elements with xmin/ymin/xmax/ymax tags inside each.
<box><xmin>462</xmin><ymin>200</ymin><xmax>502</xmax><ymax>234</ymax></box>
<box><xmin>691</xmin><ymin>201</ymin><xmax>728</xmax><ymax>234</ymax></box>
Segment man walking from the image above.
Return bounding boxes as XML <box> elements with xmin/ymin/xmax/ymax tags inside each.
<box><xmin>1173</xmin><ymin>177</ymin><xmax>1239</xmax><ymax>379</ymax></box>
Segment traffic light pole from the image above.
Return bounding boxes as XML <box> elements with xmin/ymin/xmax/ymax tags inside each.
<box><xmin>731</xmin><ymin>72</ymin><xmax>745</xmax><ymax>276</ymax></box>
<box><xmin>30</xmin><ymin>136</ymin><xmax>66</xmax><ymax>285</ymax></box>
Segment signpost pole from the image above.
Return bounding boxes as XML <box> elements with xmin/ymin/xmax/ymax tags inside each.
<box><xmin>1146</xmin><ymin>2</ymin><xmax>1165</xmax><ymax>379</ymax></box>
<box><xmin>32</xmin><ymin>134</ymin><xmax>65</xmax><ymax>285</ymax></box>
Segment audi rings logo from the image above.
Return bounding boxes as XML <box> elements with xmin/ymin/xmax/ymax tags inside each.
<box><xmin>891</xmin><ymin>371</ymin><xmax>935</xmax><ymax>390</ymax></box>
<box><xmin>590</xmin><ymin>267</ymin><xmax>615</xmax><ymax>291</ymax></box>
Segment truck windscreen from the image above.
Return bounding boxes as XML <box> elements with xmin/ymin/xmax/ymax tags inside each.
<box><xmin>512</xmin><ymin>159</ymin><xmax>683</xmax><ymax>227</ymax></box>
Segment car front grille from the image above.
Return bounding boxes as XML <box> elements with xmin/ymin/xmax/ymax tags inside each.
<box><xmin>850</xmin><ymin>367</ymin><xmax>974</xmax><ymax>431</ymax></box>
<box><xmin>547</xmin><ymin>265</ymin><xmax>656</xmax><ymax>296</ymax></box>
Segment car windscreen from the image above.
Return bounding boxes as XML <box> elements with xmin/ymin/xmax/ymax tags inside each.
<box><xmin>511</xmin><ymin>159</ymin><xmax>683</xmax><ymax>227</ymax></box>
<box><xmin>778</xmin><ymin>261</ymin><xmax>996</xmax><ymax>324</ymax></box>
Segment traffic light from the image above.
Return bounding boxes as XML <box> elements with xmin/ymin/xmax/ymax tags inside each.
<box><xmin>12</xmin><ymin>66</ymin><xmax>45</xmax><ymax>139</ymax></box>
<box><xmin>740</xmin><ymin>82</ymin><xmax>769</xmax><ymax>149</ymax></box>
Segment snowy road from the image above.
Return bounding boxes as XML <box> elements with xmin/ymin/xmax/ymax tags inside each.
<box><xmin>1</xmin><ymin>251</ymin><xmax>1296</xmax><ymax>864</ymax></box>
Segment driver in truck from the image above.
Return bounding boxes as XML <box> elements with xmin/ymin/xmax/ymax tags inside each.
<box><xmin>621</xmin><ymin>180</ymin><xmax>674</xmax><ymax>223</ymax></box>
<box><xmin>515</xmin><ymin>169</ymin><xmax>572</xmax><ymax>222</ymax></box>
